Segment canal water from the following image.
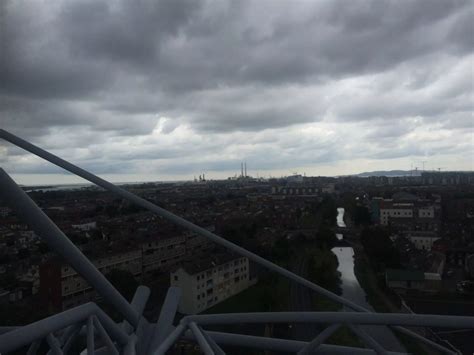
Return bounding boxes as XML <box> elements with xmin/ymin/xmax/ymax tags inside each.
<box><xmin>332</xmin><ymin>208</ymin><xmax>405</xmax><ymax>352</ymax></box>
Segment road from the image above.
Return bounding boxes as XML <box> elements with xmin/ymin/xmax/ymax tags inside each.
<box><xmin>289</xmin><ymin>253</ymin><xmax>319</xmax><ymax>341</ymax></box>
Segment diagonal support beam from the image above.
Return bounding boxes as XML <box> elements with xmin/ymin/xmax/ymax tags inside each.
<box><xmin>298</xmin><ymin>324</ymin><xmax>341</xmax><ymax>354</ymax></box>
<box><xmin>87</xmin><ymin>316</ymin><xmax>95</xmax><ymax>355</ymax></box>
<box><xmin>57</xmin><ymin>324</ymin><xmax>81</xmax><ymax>347</ymax></box>
<box><xmin>93</xmin><ymin>316</ymin><xmax>119</xmax><ymax>355</ymax></box>
<box><xmin>122</xmin><ymin>285</ymin><xmax>150</xmax><ymax>334</ymax></box>
<box><xmin>62</xmin><ymin>325</ymin><xmax>82</xmax><ymax>354</ymax></box>
<box><xmin>26</xmin><ymin>340</ymin><xmax>42</xmax><ymax>355</ymax></box>
<box><xmin>0</xmin><ymin>129</ymin><xmax>367</xmax><ymax>313</ymax></box>
<box><xmin>199</xmin><ymin>327</ymin><xmax>225</xmax><ymax>355</ymax></box>
<box><xmin>0</xmin><ymin>128</ymin><xmax>467</xmax><ymax>355</ymax></box>
<box><xmin>45</xmin><ymin>333</ymin><xmax>63</xmax><ymax>355</ymax></box>
<box><xmin>0</xmin><ymin>302</ymin><xmax>128</xmax><ymax>353</ymax></box>
<box><xmin>0</xmin><ymin>168</ymin><xmax>139</xmax><ymax>327</ymax></box>
<box><xmin>149</xmin><ymin>286</ymin><xmax>182</xmax><ymax>352</ymax></box>
<box><xmin>153</xmin><ymin>323</ymin><xmax>187</xmax><ymax>355</ymax></box>
<box><xmin>348</xmin><ymin>325</ymin><xmax>388</xmax><ymax>355</ymax></box>
<box><xmin>183</xmin><ymin>330</ymin><xmax>405</xmax><ymax>354</ymax></box>
<box><xmin>182</xmin><ymin>312</ymin><xmax>474</xmax><ymax>328</ymax></box>
<box><xmin>189</xmin><ymin>322</ymin><xmax>215</xmax><ymax>355</ymax></box>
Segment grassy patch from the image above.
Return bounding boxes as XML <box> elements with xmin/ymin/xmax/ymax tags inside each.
<box><xmin>311</xmin><ymin>294</ymin><xmax>340</xmax><ymax>312</ymax></box>
<box><xmin>353</xmin><ymin>251</ymin><xmax>393</xmax><ymax>313</ymax></box>
<box><xmin>205</xmin><ymin>274</ymin><xmax>290</xmax><ymax>314</ymax></box>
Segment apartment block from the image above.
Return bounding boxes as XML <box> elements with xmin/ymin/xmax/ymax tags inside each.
<box><xmin>141</xmin><ymin>234</ymin><xmax>187</xmax><ymax>277</ymax></box>
<box><xmin>40</xmin><ymin>248</ymin><xmax>142</xmax><ymax>311</ymax></box>
<box><xmin>170</xmin><ymin>254</ymin><xmax>257</xmax><ymax>314</ymax></box>
<box><xmin>374</xmin><ymin>194</ymin><xmax>440</xmax><ymax>233</ymax></box>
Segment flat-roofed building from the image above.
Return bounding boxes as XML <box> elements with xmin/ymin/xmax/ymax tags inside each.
<box><xmin>170</xmin><ymin>253</ymin><xmax>257</xmax><ymax>314</ymax></box>
<box><xmin>380</xmin><ymin>201</ymin><xmax>414</xmax><ymax>225</ymax></box>
<box><xmin>141</xmin><ymin>234</ymin><xmax>186</xmax><ymax>277</ymax></box>
<box><xmin>40</xmin><ymin>246</ymin><xmax>142</xmax><ymax>311</ymax></box>
<box><xmin>404</xmin><ymin>231</ymin><xmax>440</xmax><ymax>251</ymax></box>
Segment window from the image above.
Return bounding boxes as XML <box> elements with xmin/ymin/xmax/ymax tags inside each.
<box><xmin>174</xmin><ymin>275</ymin><xmax>178</xmax><ymax>281</ymax></box>
<box><xmin>197</xmin><ymin>295</ymin><xmax>200</xmax><ymax>300</ymax></box>
<box><xmin>234</xmin><ymin>276</ymin><xmax>240</xmax><ymax>282</ymax></box>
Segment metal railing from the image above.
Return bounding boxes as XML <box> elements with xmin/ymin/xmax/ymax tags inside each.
<box><xmin>0</xmin><ymin>128</ymin><xmax>473</xmax><ymax>354</ymax></box>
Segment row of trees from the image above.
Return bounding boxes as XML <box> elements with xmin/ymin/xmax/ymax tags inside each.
<box><xmin>360</xmin><ymin>226</ymin><xmax>401</xmax><ymax>273</ymax></box>
<box><xmin>308</xmin><ymin>247</ymin><xmax>342</xmax><ymax>295</ymax></box>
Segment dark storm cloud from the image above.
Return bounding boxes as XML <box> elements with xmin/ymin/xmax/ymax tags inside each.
<box><xmin>0</xmin><ymin>0</ymin><xmax>473</xmax><ymax>178</ymax></box>
<box><xmin>58</xmin><ymin>0</ymin><xmax>200</xmax><ymax>66</ymax></box>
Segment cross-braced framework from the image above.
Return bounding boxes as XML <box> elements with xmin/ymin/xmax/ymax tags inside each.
<box><xmin>0</xmin><ymin>128</ymin><xmax>472</xmax><ymax>354</ymax></box>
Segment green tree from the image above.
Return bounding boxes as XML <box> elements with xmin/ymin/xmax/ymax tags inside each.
<box><xmin>316</xmin><ymin>225</ymin><xmax>337</xmax><ymax>249</ymax></box>
<box><xmin>354</xmin><ymin>206</ymin><xmax>371</xmax><ymax>226</ymax></box>
<box><xmin>272</xmin><ymin>237</ymin><xmax>290</xmax><ymax>261</ymax></box>
<box><xmin>360</xmin><ymin>227</ymin><xmax>400</xmax><ymax>272</ymax></box>
<box><xmin>308</xmin><ymin>248</ymin><xmax>341</xmax><ymax>294</ymax></box>
<box><xmin>319</xmin><ymin>197</ymin><xmax>337</xmax><ymax>225</ymax></box>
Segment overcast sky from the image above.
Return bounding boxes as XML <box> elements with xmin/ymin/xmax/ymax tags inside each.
<box><xmin>1</xmin><ymin>0</ymin><xmax>473</xmax><ymax>185</ymax></box>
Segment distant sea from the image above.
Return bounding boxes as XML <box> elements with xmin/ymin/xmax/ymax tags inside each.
<box><xmin>23</xmin><ymin>183</ymin><xmax>96</xmax><ymax>192</ymax></box>
<box><xmin>22</xmin><ymin>180</ymin><xmax>186</xmax><ymax>192</ymax></box>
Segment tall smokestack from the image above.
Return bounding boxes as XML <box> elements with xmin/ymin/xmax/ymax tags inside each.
<box><xmin>245</xmin><ymin>162</ymin><xmax>247</xmax><ymax>177</ymax></box>
<box><xmin>241</xmin><ymin>162</ymin><xmax>244</xmax><ymax>177</ymax></box>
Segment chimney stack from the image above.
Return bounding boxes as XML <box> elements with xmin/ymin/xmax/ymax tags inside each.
<box><xmin>244</xmin><ymin>162</ymin><xmax>247</xmax><ymax>177</ymax></box>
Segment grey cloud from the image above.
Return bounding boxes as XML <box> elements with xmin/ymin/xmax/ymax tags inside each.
<box><xmin>1</xmin><ymin>0</ymin><xmax>473</xmax><ymax>179</ymax></box>
<box><xmin>58</xmin><ymin>0</ymin><xmax>200</xmax><ymax>67</ymax></box>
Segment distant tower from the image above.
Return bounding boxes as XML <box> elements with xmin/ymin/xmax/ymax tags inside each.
<box><xmin>244</xmin><ymin>162</ymin><xmax>247</xmax><ymax>177</ymax></box>
<box><xmin>241</xmin><ymin>162</ymin><xmax>244</xmax><ymax>178</ymax></box>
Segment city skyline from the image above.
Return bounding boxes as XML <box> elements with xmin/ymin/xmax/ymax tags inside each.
<box><xmin>1</xmin><ymin>0</ymin><xmax>473</xmax><ymax>185</ymax></box>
